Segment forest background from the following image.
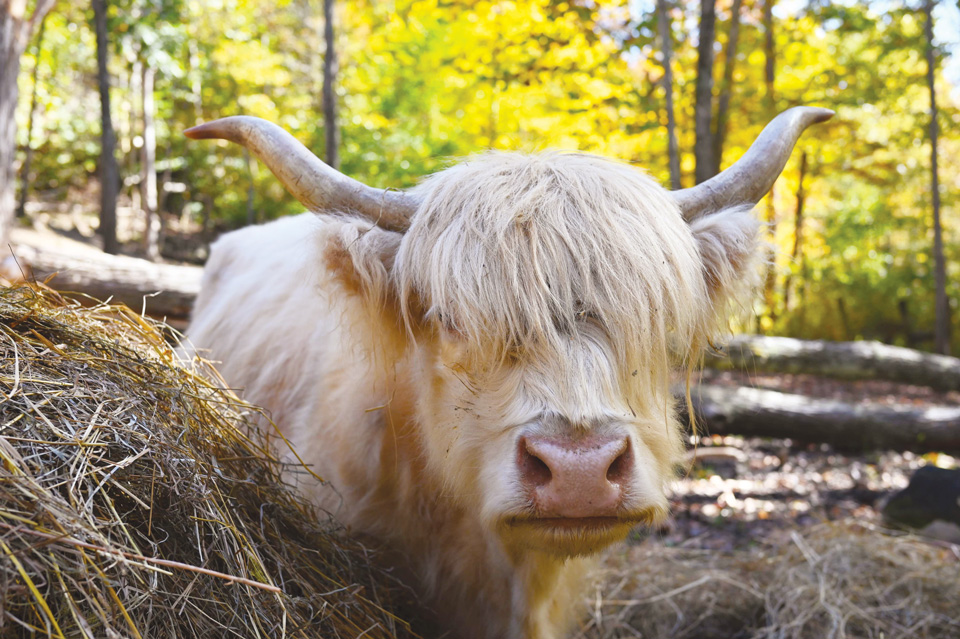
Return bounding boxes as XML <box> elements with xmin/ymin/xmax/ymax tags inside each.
<box><xmin>4</xmin><ymin>0</ymin><xmax>960</xmax><ymax>351</ymax></box>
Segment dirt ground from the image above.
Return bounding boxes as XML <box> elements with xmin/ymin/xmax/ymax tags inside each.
<box><xmin>652</xmin><ymin>368</ymin><xmax>959</xmax><ymax>552</ymax></box>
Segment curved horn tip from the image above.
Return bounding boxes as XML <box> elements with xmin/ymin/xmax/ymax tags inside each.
<box><xmin>672</xmin><ymin>105</ymin><xmax>834</xmax><ymax>221</ymax></box>
<box><xmin>794</xmin><ymin>105</ymin><xmax>835</xmax><ymax>124</ymax></box>
<box><xmin>184</xmin><ymin>116</ymin><xmax>260</xmax><ymax>140</ymax></box>
<box><xmin>183</xmin><ymin>115</ymin><xmax>251</xmax><ymax>144</ymax></box>
<box><xmin>184</xmin><ymin>120</ymin><xmax>231</xmax><ymax>140</ymax></box>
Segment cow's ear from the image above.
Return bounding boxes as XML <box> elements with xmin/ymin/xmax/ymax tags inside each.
<box><xmin>322</xmin><ymin>221</ymin><xmax>405</xmax><ymax>319</ymax></box>
<box><xmin>689</xmin><ymin>206</ymin><xmax>762</xmax><ymax>307</ymax></box>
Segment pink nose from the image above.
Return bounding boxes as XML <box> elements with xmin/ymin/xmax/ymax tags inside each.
<box><xmin>518</xmin><ymin>434</ymin><xmax>633</xmax><ymax>518</ymax></box>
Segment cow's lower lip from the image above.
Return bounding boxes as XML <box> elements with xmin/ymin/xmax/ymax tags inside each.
<box><xmin>508</xmin><ymin>516</ymin><xmax>640</xmax><ymax>531</ymax></box>
<box><xmin>501</xmin><ymin>513</ymin><xmax>658</xmax><ymax>555</ymax></box>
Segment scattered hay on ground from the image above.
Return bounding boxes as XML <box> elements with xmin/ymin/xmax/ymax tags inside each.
<box><xmin>0</xmin><ymin>284</ymin><xmax>418</xmax><ymax>638</ymax></box>
<box><xmin>579</xmin><ymin>521</ymin><xmax>960</xmax><ymax>639</ymax></box>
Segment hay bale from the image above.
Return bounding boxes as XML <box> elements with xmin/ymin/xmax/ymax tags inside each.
<box><xmin>578</xmin><ymin>522</ymin><xmax>960</xmax><ymax>639</ymax></box>
<box><xmin>0</xmin><ymin>284</ymin><xmax>418</xmax><ymax>638</ymax></box>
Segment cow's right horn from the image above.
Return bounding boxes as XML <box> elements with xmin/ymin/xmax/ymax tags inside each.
<box><xmin>672</xmin><ymin>106</ymin><xmax>833</xmax><ymax>221</ymax></box>
<box><xmin>186</xmin><ymin>116</ymin><xmax>419</xmax><ymax>232</ymax></box>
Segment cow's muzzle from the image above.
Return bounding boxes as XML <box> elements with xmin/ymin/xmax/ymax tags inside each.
<box><xmin>517</xmin><ymin>432</ymin><xmax>633</xmax><ymax>519</ymax></box>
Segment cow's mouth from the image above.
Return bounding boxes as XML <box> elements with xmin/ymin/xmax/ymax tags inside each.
<box><xmin>507</xmin><ymin>505</ymin><xmax>662</xmax><ymax>528</ymax></box>
<box><xmin>500</xmin><ymin>512</ymin><xmax>657</xmax><ymax>556</ymax></box>
<box><xmin>508</xmin><ymin>516</ymin><xmax>636</xmax><ymax>531</ymax></box>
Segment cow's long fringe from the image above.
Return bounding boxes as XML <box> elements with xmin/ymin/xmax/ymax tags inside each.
<box><xmin>397</xmin><ymin>151</ymin><xmax>761</xmax><ymax>415</ymax></box>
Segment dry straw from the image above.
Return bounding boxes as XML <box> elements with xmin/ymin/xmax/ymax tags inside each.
<box><xmin>577</xmin><ymin>522</ymin><xmax>960</xmax><ymax>639</ymax></box>
<box><xmin>3</xmin><ymin>281</ymin><xmax>958</xmax><ymax>639</ymax></box>
<box><xmin>0</xmin><ymin>284</ymin><xmax>419</xmax><ymax>638</ymax></box>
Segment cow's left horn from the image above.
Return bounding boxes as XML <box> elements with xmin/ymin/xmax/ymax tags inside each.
<box><xmin>672</xmin><ymin>106</ymin><xmax>834</xmax><ymax>221</ymax></box>
<box><xmin>185</xmin><ymin>116</ymin><xmax>419</xmax><ymax>232</ymax></box>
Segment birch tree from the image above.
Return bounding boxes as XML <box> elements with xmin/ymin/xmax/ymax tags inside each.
<box><xmin>0</xmin><ymin>0</ymin><xmax>56</xmax><ymax>249</ymax></box>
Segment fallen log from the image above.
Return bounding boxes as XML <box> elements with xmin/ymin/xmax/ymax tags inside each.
<box><xmin>687</xmin><ymin>383</ymin><xmax>960</xmax><ymax>453</ymax></box>
<box><xmin>707</xmin><ymin>335</ymin><xmax>960</xmax><ymax>392</ymax></box>
<box><xmin>9</xmin><ymin>241</ymin><xmax>202</xmax><ymax>328</ymax></box>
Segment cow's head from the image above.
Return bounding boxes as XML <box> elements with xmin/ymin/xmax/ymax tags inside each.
<box><xmin>187</xmin><ymin>108</ymin><xmax>831</xmax><ymax>557</ymax></box>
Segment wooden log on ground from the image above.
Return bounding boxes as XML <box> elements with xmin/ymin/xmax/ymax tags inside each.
<box><xmin>687</xmin><ymin>383</ymin><xmax>960</xmax><ymax>452</ymax></box>
<box><xmin>707</xmin><ymin>335</ymin><xmax>960</xmax><ymax>392</ymax></box>
<box><xmin>9</xmin><ymin>241</ymin><xmax>202</xmax><ymax>328</ymax></box>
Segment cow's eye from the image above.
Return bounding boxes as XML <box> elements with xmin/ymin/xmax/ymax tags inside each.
<box><xmin>574</xmin><ymin>302</ymin><xmax>603</xmax><ymax>325</ymax></box>
<box><xmin>433</xmin><ymin>310</ymin><xmax>465</xmax><ymax>340</ymax></box>
<box><xmin>577</xmin><ymin>309</ymin><xmax>600</xmax><ymax>322</ymax></box>
<box><xmin>433</xmin><ymin>309</ymin><xmax>450</xmax><ymax>327</ymax></box>
<box><xmin>577</xmin><ymin>308</ymin><xmax>609</xmax><ymax>337</ymax></box>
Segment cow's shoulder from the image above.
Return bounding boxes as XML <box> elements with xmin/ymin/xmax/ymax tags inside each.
<box><xmin>186</xmin><ymin>213</ymin><xmax>331</xmax><ymax>364</ymax></box>
<box><xmin>202</xmin><ymin>213</ymin><xmax>322</xmax><ymax>289</ymax></box>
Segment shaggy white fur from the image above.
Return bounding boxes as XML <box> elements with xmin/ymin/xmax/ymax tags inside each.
<box><xmin>184</xmin><ymin>151</ymin><xmax>761</xmax><ymax>639</ymax></box>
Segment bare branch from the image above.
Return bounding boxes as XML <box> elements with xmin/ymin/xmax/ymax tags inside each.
<box><xmin>24</xmin><ymin>0</ymin><xmax>55</xmax><ymax>38</ymax></box>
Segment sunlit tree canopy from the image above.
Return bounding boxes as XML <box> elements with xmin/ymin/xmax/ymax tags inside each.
<box><xmin>10</xmin><ymin>0</ymin><xmax>960</xmax><ymax>348</ymax></box>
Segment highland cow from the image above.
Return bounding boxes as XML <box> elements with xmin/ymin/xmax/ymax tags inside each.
<box><xmin>184</xmin><ymin>107</ymin><xmax>831</xmax><ymax>639</ymax></box>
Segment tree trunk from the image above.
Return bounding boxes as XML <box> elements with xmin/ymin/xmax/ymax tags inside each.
<box><xmin>711</xmin><ymin>0</ymin><xmax>742</xmax><ymax>175</ymax></box>
<box><xmin>925</xmin><ymin>0</ymin><xmax>950</xmax><ymax>356</ymax></box>
<box><xmin>93</xmin><ymin>0</ymin><xmax>119</xmax><ymax>255</ymax></box>
<box><xmin>188</xmin><ymin>39</ymin><xmax>202</xmax><ymax>126</ymax></box>
<box><xmin>158</xmin><ymin>155</ymin><xmax>172</xmax><ymax>215</ymax></box>
<box><xmin>782</xmin><ymin>150</ymin><xmax>807</xmax><ymax>311</ymax></box>
<box><xmin>0</xmin><ymin>0</ymin><xmax>54</xmax><ymax>252</ymax></box>
<box><xmin>762</xmin><ymin>198</ymin><xmax>777</xmax><ymax>328</ymax></box>
<box><xmin>657</xmin><ymin>0</ymin><xmax>681</xmax><ymax>190</ymax></box>
<box><xmin>686</xmin><ymin>384</ymin><xmax>960</xmax><ymax>453</ymax></box>
<box><xmin>141</xmin><ymin>62</ymin><xmax>160</xmax><ymax>261</ymax></box>
<box><xmin>836</xmin><ymin>296</ymin><xmax>851</xmax><ymax>340</ymax></box>
<box><xmin>761</xmin><ymin>0</ymin><xmax>777</xmax><ymax>327</ymax></box>
<box><xmin>0</xmin><ymin>5</ymin><xmax>22</xmax><ymax>253</ymax></box>
<box><xmin>16</xmin><ymin>15</ymin><xmax>45</xmax><ymax>220</ymax></box>
<box><xmin>128</xmin><ymin>59</ymin><xmax>143</xmax><ymax>218</ymax></box>
<box><xmin>705</xmin><ymin>334</ymin><xmax>960</xmax><ymax>392</ymax></box>
<box><xmin>323</xmin><ymin>0</ymin><xmax>339</xmax><ymax>169</ymax></box>
<box><xmin>763</xmin><ymin>0</ymin><xmax>775</xmax><ymax>112</ymax></box>
<box><xmin>201</xmin><ymin>193</ymin><xmax>212</xmax><ymax>236</ymax></box>
<box><xmin>693</xmin><ymin>0</ymin><xmax>716</xmax><ymax>184</ymax></box>
<box><xmin>119</xmin><ymin>60</ymin><xmax>134</xmax><ymax>213</ymax></box>
<box><xmin>244</xmin><ymin>147</ymin><xmax>256</xmax><ymax>226</ymax></box>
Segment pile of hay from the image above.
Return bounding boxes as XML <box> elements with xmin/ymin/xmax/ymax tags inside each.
<box><xmin>0</xmin><ymin>284</ymin><xmax>417</xmax><ymax>638</ymax></box>
<box><xmin>579</xmin><ymin>522</ymin><xmax>960</xmax><ymax>639</ymax></box>
<box><xmin>9</xmin><ymin>281</ymin><xmax>957</xmax><ymax>639</ymax></box>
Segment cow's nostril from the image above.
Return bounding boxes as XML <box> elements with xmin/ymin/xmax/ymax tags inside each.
<box><xmin>519</xmin><ymin>438</ymin><xmax>553</xmax><ymax>488</ymax></box>
<box><xmin>605</xmin><ymin>439</ymin><xmax>632</xmax><ymax>484</ymax></box>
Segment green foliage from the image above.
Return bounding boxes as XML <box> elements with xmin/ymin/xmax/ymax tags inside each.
<box><xmin>12</xmin><ymin>0</ymin><xmax>960</xmax><ymax>349</ymax></box>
